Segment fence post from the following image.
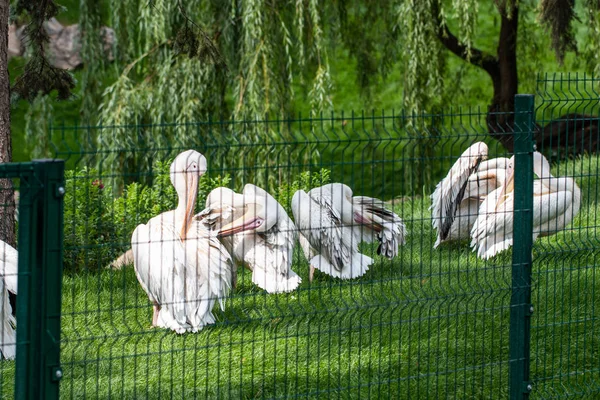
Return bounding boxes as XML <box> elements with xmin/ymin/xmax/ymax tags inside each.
<box><xmin>15</xmin><ymin>159</ymin><xmax>65</xmax><ymax>400</ymax></box>
<box><xmin>509</xmin><ymin>95</ymin><xmax>535</xmax><ymax>398</ymax></box>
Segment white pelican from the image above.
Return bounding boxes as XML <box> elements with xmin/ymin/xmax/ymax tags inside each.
<box><xmin>293</xmin><ymin>183</ymin><xmax>403</xmax><ymax>281</ymax></box>
<box><xmin>197</xmin><ymin>185</ymin><xmax>301</xmax><ymax>293</ymax></box>
<box><xmin>131</xmin><ymin>150</ymin><xmax>262</xmax><ymax>333</ymax></box>
<box><xmin>307</xmin><ymin>183</ymin><xmax>407</xmax><ymax>258</ymax></box>
<box><xmin>430</xmin><ymin>142</ymin><xmax>509</xmax><ymax>248</ymax></box>
<box><xmin>292</xmin><ymin>188</ymin><xmax>373</xmax><ymax>281</ymax></box>
<box><xmin>470</xmin><ymin>152</ymin><xmax>581</xmax><ymax>259</ymax></box>
<box><xmin>0</xmin><ymin>240</ymin><xmax>17</xmax><ymax>360</ymax></box>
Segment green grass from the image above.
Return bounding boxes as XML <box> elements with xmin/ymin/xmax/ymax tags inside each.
<box><xmin>2</xmin><ymin>156</ymin><xmax>599</xmax><ymax>399</ymax></box>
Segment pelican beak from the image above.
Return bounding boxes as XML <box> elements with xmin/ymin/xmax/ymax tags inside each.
<box><xmin>218</xmin><ymin>216</ymin><xmax>264</xmax><ymax>237</ymax></box>
<box><xmin>185</xmin><ymin>173</ymin><xmax>199</xmax><ymax>216</ymax></box>
<box><xmin>217</xmin><ymin>205</ymin><xmax>264</xmax><ymax>237</ymax></box>
<box><xmin>354</xmin><ymin>211</ymin><xmax>384</xmax><ymax>232</ymax></box>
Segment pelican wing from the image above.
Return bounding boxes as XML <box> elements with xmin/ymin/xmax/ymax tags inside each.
<box><xmin>532</xmin><ymin>184</ymin><xmax>574</xmax><ymax>235</ymax></box>
<box><xmin>0</xmin><ymin>278</ymin><xmax>16</xmax><ymax>360</ymax></box>
<box><xmin>0</xmin><ymin>241</ymin><xmax>18</xmax><ymax>294</ymax></box>
<box><xmin>431</xmin><ymin>142</ymin><xmax>487</xmax><ymax>245</ymax></box>
<box><xmin>293</xmin><ymin>191</ymin><xmax>349</xmax><ymax>272</ymax></box>
<box><xmin>352</xmin><ymin>196</ymin><xmax>407</xmax><ymax>258</ymax></box>
<box><xmin>470</xmin><ymin>189</ymin><xmax>515</xmax><ymax>260</ymax></box>
<box><xmin>183</xmin><ymin>223</ymin><xmax>234</xmax><ymax>332</ymax></box>
<box><xmin>132</xmin><ymin>213</ymin><xmax>188</xmax><ymax>332</ymax></box>
<box><xmin>242</xmin><ymin>184</ymin><xmax>301</xmax><ymax>292</ymax></box>
<box><xmin>0</xmin><ymin>241</ymin><xmax>17</xmax><ymax>360</ymax></box>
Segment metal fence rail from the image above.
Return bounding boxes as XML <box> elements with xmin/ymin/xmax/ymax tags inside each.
<box><xmin>0</xmin><ymin>73</ymin><xmax>597</xmax><ymax>399</ymax></box>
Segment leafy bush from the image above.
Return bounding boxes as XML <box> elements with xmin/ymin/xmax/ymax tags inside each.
<box><xmin>63</xmin><ymin>159</ymin><xmax>231</xmax><ymax>271</ymax></box>
<box><xmin>275</xmin><ymin>168</ymin><xmax>331</xmax><ymax>214</ymax></box>
<box><xmin>63</xmin><ymin>167</ymin><xmax>118</xmax><ymax>271</ymax></box>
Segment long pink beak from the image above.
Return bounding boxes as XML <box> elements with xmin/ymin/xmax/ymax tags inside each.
<box><xmin>218</xmin><ymin>215</ymin><xmax>264</xmax><ymax>237</ymax></box>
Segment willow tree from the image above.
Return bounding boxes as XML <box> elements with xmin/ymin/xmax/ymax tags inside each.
<box><xmin>393</xmin><ymin>0</ymin><xmax>600</xmax><ymax>152</ymax></box>
<box><xmin>25</xmin><ymin>0</ymin><xmax>589</xmax><ymax>194</ymax></box>
<box><xmin>79</xmin><ymin>0</ymin><xmax>335</xmax><ymax>188</ymax></box>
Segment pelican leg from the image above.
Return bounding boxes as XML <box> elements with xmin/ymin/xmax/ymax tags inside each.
<box><xmin>309</xmin><ymin>265</ymin><xmax>315</xmax><ymax>283</ymax></box>
<box><xmin>232</xmin><ymin>267</ymin><xmax>238</xmax><ymax>290</ymax></box>
<box><xmin>152</xmin><ymin>302</ymin><xmax>160</xmax><ymax>327</ymax></box>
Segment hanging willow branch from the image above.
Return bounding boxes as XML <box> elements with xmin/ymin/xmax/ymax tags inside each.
<box><xmin>12</xmin><ymin>0</ymin><xmax>76</xmax><ymax>101</ymax></box>
<box><xmin>172</xmin><ymin>0</ymin><xmax>227</xmax><ymax>69</ymax></box>
<box><xmin>539</xmin><ymin>0</ymin><xmax>578</xmax><ymax>64</ymax></box>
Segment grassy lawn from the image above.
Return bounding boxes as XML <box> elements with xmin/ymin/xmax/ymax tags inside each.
<box><xmin>1</xmin><ymin>155</ymin><xmax>598</xmax><ymax>399</ymax></box>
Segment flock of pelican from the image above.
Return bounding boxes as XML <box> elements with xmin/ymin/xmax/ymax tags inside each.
<box><xmin>130</xmin><ymin>150</ymin><xmax>408</xmax><ymax>333</ymax></box>
<box><xmin>430</xmin><ymin>142</ymin><xmax>581</xmax><ymax>259</ymax></box>
<box><xmin>0</xmin><ymin>143</ymin><xmax>582</xmax><ymax>348</ymax></box>
<box><xmin>128</xmin><ymin>145</ymin><xmax>580</xmax><ymax>334</ymax></box>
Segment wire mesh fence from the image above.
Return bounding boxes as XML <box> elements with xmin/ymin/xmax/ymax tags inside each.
<box><xmin>0</xmin><ymin>160</ymin><xmax>64</xmax><ymax>400</ymax></box>
<box><xmin>48</xmin><ymin>109</ymin><xmax>518</xmax><ymax>399</ymax></box>
<box><xmin>0</xmin><ymin>73</ymin><xmax>598</xmax><ymax>399</ymax></box>
<box><xmin>529</xmin><ymin>74</ymin><xmax>600</xmax><ymax>398</ymax></box>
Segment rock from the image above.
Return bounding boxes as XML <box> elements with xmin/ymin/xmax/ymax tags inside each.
<box><xmin>9</xmin><ymin>18</ymin><xmax>115</xmax><ymax>70</ymax></box>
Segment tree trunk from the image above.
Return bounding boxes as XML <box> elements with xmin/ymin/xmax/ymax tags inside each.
<box><xmin>486</xmin><ymin>4</ymin><xmax>519</xmax><ymax>152</ymax></box>
<box><xmin>436</xmin><ymin>1</ymin><xmax>600</xmax><ymax>157</ymax></box>
<box><xmin>0</xmin><ymin>0</ymin><xmax>16</xmax><ymax>248</ymax></box>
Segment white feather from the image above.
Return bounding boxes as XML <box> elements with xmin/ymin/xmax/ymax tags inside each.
<box><xmin>0</xmin><ymin>240</ymin><xmax>17</xmax><ymax>360</ymax></box>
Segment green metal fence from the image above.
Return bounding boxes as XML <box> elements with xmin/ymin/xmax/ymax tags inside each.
<box><xmin>0</xmin><ymin>73</ymin><xmax>598</xmax><ymax>399</ymax></box>
<box><xmin>0</xmin><ymin>160</ymin><xmax>64</xmax><ymax>400</ymax></box>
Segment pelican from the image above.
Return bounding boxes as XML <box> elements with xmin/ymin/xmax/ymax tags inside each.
<box><xmin>292</xmin><ymin>188</ymin><xmax>373</xmax><ymax>281</ymax></box>
<box><xmin>308</xmin><ymin>183</ymin><xmax>407</xmax><ymax>258</ymax></box>
<box><xmin>430</xmin><ymin>142</ymin><xmax>509</xmax><ymax>248</ymax></box>
<box><xmin>293</xmin><ymin>183</ymin><xmax>403</xmax><ymax>281</ymax></box>
<box><xmin>0</xmin><ymin>240</ymin><xmax>17</xmax><ymax>360</ymax></box>
<box><xmin>131</xmin><ymin>150</ymin><xmax>262</xmax><ymax>333</ymax></box>
<box><xmin>470</xmin><ymin>152</ymin><xmax>581</xmax><ymax>259</ymax></box>
<box><xmin>197</xmin><ymin>185</ymin><xmax>301</xmax><ymax>293</ymax></box>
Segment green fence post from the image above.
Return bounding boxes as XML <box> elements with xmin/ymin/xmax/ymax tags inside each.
<box><xmin>509</xmin><ymin>95</ymin><xmax>535</xmax><ymax>399</ymax></box>
<box><xmin>15</xmin><ymin>159</ymin><xmax>65</xmax><ymax>400</ymax></box>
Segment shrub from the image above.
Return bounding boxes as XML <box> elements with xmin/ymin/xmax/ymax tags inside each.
<box><xmin>63</xmin><ymin>167</ymin><xmax>118</xmax><ymax>271</ymax></box>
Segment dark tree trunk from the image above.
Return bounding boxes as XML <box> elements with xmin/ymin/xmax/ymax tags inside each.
<box><xmin>0</xmin><ymin>0</ymin><xmax>16</xmax><ymax>248</ymax></box>
<box><xmin>486</xmin><ymin>4</ymin><xmax>519</xmax><ymax>152</ymax></box>
<box><xmin>436</xmin><ymin>0</ymin><xmax>600</xmax><ymax>157</ymax></box>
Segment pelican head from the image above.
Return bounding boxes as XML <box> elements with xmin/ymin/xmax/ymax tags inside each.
<box><xmin>241</xmin><ymin>188</ymin><xmax>281</xmax><ymax>233</ymax></box>
<box><xmin>170</xmin><ymin>150</ymin><xmax>208</xmax><ymax>195</ymax></box>
<box><xmin>217</xmin><ymin>203</ymin><xmax>265</xmax><ymax>237</ymax></box>
<box><xmin>170</xmin><ymin>150</ymin><xmax>208</xmax><ymax>237</ymax></box>
<box><xmin>205</xmin><ymin>187</ymin><xmax>267</xmax><ymax>237</ymax></box>
<box><xmin>205</xmin><ymin>187</ymin><xmax>239</xmax><ymax>209</ymax></box>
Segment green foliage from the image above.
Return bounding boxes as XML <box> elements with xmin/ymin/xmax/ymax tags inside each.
<box><xmin>275</xmin><ymin>168</ymin><xmax>331</xmax><ymax>213</ymax></box>
<box><xmin>63</xmin><ymin>159</ymin><xmax>231</xmax><ymax>271</ymax></box>
<box><xmin>63</xmin><ymin>167</ymin><xmax>117</xmax><ymax>271</ymax></box>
